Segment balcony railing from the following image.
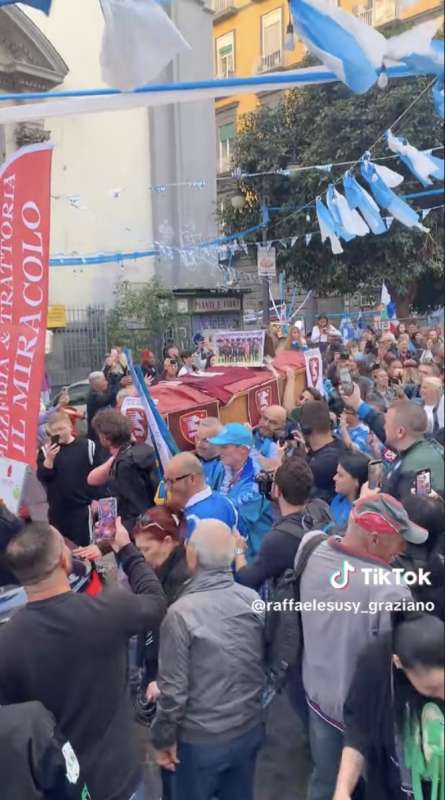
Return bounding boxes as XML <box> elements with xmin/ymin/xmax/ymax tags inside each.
<box><xmin>216</xmin><ymin>68</ymin><xmax>235</xmax><ymax>80</ymax></box>
<box><xmin>259</xmin><ymin>50</ymin><xmax>283</xmax><ymax>73</ymax></box>
<box><xmin>356</xmin><ymin>0</ymin><xmax>397</xmax><ymax>26</ymax></box>
<box><xmin>211</xmin><ymin>0</ymin><xmax>237</xmax><ymax>18</ymax></box>
<box><xmin>357</xmin><ymin>7</ymin><xmax>373</xmax><ymax>24</ymax></box>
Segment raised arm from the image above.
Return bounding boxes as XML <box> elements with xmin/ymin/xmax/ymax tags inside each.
<box><xmin>87</xmin><ymin>455</ymin><xmax>115</xmax><ymax>486</ymax></box>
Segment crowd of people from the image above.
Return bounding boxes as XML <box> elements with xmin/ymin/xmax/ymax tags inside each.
<box><xmin>0</xmin><ymin>312</ymin><xmax>444</xmax><ymax>800</ymax></box>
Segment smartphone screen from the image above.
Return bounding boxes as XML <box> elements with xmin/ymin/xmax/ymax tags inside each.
<box><xmin>368</xmin><ymin>460</ymin><xmax>384</xmax><ymax>491</ymax></box>
<box><xmin>415</xmin><ymin>469</ymin><xmax>431</xmax><ymax>496</ymax></box>
<box><xmin>339</xmin><ymin>368</ymin><xmax>353</xmax><ymax>386</ymax></box>
<box><xmin>95</xmin><ymin>497</ymin><xmax>118</xmax><ymax>542</ymax></box>
<box><xmin>50</xmin><ymin>434</ymin><xmax>60</xmax><ymax>446</ymax></box>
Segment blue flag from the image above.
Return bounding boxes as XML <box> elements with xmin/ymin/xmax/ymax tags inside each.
<box><xmin>0</xmin><ymin>0</ymin><xmax>51</xmax><ymax>10</ymax></box>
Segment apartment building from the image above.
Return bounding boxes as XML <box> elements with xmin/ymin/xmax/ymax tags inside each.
<box><xmin>212</xmin><ymin>0</ymin><xmax>443</xmax><ymax>175</ymax></box>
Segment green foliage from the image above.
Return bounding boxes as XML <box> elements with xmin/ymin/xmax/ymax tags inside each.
<box><xmin>106</xmin><ymin>280</ymin><xmax>177</xmax><ymax>358</ymax></box>
<box><xmin>221</xmin><ymin>62</ymin><xmax>444</xmax><ymax>312</ymax></box>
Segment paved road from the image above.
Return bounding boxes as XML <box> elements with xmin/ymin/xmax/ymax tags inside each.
<box><xmin>141</xmin><ymin>691</ymin><xmax>312</xmax><ymax>800</ymax></box>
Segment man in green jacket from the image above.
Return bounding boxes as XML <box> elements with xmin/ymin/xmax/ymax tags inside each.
<box><xmin>344</xmin><ymin>384</ymin><xmax>444</xmax><ymax>500</ymax></box>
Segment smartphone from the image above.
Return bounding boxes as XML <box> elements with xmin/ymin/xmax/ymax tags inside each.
<box><xmin>368</xmin><ymin>459</ymin><xmax>385</xmax><ymax>491</ymax></box>
<box><xmin>415</xmin><ymin>469</ymin><xmax>431</xmax><ymax>496</ymax></box>
<box><xmin>95</xmin><ymin>497</ymin><xmax>118</xmax><ymax>543</ymax></box>
<box><xmin>50</xmin><ymin>434</ymin><xmax>60</xmax><ymax>446</ymax></box>
<box><xmin>339</xmin><ymin>367</ymin><xmax>354</xmax><ymax>396</ymax></box>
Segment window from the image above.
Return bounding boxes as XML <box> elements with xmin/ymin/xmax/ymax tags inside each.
<box><xmin>216</xmin><ymin>32</ymin><xmax>235</xmax><ymax>78</ymax></box>
<box><xmin>261</xmin><ymin>9</ymin><xmax>282</xmax><ymax>72</ymax></box>
<box><xmin>218</xmin><ymin>122</ymin><xmax>235</xmax><ymax>173</ymax></box>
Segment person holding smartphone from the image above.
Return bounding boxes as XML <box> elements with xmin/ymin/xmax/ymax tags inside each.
<box><xmin>37</xmin><ymin>413</ymin><xmax>99</xmax><ymax>547</ymax></box>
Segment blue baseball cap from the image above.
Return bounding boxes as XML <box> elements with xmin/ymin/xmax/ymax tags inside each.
<box><xmin>208</xmin><ymin>423</ymin><xmax>253</xmax><ymax>448</ymax></box>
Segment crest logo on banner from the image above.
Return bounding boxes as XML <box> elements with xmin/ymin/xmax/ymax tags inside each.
<box><xmin>304</xmin><ymin>348</ymin><xmax>324</xmax><ymax>395</ymax></box>
<box><xmin>255</xmin><ymin>386</ymin><xmax>273</xmax><ymax>413</ymax></box>
<box><xmin>121</xmin><ymin>396</ymin><xmax>153</xmax><ymax>446</ymax></box>
<box><xmin>247</xmin><ymin>380</ymin><xmax>280</xmax><ymax>426</ymax></box>
<box><xmin>179</xmin><ymin>410</ymin><xmax>208</xmax><ymax>445</ymax></box>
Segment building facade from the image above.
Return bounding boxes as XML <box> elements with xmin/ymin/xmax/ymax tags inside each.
<box><xmin>211</xmin><ymin>0</ymin><xmax>443</xmax><ymax>323</ymax></box>
<box><xmin>0</xmin><ymin>0</ymin><xmax>220</xmax><ymax>310</ymax></box>
<box><xmin>212</xmin><ymin>0</ymin><xmax>443</xmax><ymax>175</ymax></box>
<box><xmin>1</xmin><ymin>2</ymin><xmax>155</xmax><ymax>308</ymax></box>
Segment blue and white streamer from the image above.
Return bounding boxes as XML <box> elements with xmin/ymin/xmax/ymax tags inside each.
<box><xmin>360</xmin><ymin>158</ymin><xmax>429</xmax><ymax>232</ymax></box>
<box><xmin>386</xmin><ymin>130</ymin><xmax>445</xmax><ymax>187</ymax></box>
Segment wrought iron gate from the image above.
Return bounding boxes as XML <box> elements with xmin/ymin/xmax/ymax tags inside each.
<box><xmin>46</xmin><ymin>306</ymin><xmax>107</xmax><ymax>395</ymax></box>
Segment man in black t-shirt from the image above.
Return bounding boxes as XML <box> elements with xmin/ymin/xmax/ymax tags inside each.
<box><xmin>299</xmin><ymin>400</ymin><xmax>346</xmax><ymax>503</ymax></box>
<box><xmin>0</xmin><ymin>520</ymin><xmax>166</xmax><ymax>800</ymax></box>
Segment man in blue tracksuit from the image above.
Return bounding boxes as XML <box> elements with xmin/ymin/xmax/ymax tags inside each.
<box><xmin>208</xmin><ymin>423</ymin><xmax>273</xmax><ymax>560</ymax></box>
<box><xmin>164</xmin><ymin>453</ymin><xmax>237</xmax><ymax>539</ymax></box>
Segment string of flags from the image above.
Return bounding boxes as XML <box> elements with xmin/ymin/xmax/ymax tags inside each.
<box><xmin>49</xmin><ymin>142</ymin><xmax>443</xmax><ymax>208</ymax></box>
<box><xmin>314</xmin><ymin>129</ymin><xmax>444</xmax><ymax>255</ymax></box>
<box><xmin>49</xmin><ymin>201</ymin><xmax>443</xmax><ymax>268</ymax></box>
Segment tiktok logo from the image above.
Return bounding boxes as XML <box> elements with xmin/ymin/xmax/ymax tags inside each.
<box><xmin>330</xmin><ymin>560</ymin><xmax>356</xmax><ymax>590</ymax></box>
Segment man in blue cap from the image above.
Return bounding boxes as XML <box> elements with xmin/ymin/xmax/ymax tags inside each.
<box><xmin>208</xmin><ymin>423</ymin><xmax>273</xmax><ymax>559</ymax></box>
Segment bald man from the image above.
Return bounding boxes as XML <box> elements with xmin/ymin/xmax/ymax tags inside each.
<box><xmin>152</xmin><ymin>520</ymin><xmax>265</xmax><ymax>800</ymax></box>
<box><xmin>164</xmin><ymin>453</ymin><xmax>238</xmax><ymax>539</ymax></box>
<box><xmin>195</xmin><ymin>417</ymin><xmax>225</xmax><ymax>491</ymax></box>
<box><xmin>346</xmin><ymin>383</ymin><xmax>445</xmax><ymax>498</ymax></box>
<box><xmin>254</xmin><ymin>405</ymin><xmax>287</xmax><ymax>457</ymax></box>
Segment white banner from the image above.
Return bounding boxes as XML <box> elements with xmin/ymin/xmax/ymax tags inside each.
<box><xmin>257</xmin><ymin>246</ymin><xmax>276</xmax><ymax>278</ymax></box>
<box><xmin>0</xmin><ymin>458</ymin><xmax>28</xmax><ymax>514</ymax></box>
<box><xmin>304</xmin><ymin>348</ymin><xmax>325</xmax><ymax>395</ymax></box>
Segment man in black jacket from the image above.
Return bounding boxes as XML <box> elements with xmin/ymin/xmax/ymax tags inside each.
<box><xmin>235</xmin><ymin>456</ymin><xmax>333</xmax><ymax>590</ymax></box>
<box><xmin>88</xmin><ymin>409</ymin><xmax>157</xmax><ymax>533</ymax></box>
<box><xmin>0</xmin><ymin>701</ymin><xmax>91</xmax><ymax>800</ymax></box>
<box><xmin>0</xmin><ymin>520</ymin><xmax>166</xmax><ymax>800</ymax></box>
<box><xmin>37</xmin><ymin>413</ymin><xmax>98</xmax><ymax>547</ymax></box>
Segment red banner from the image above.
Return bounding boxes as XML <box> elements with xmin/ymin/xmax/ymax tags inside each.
<box><xmin>0</xmin><ymin>144</ymin><xmax>52</xmax><ymax>465</ymax></box>
<box><xmin>167</xmin><ymin>402</ymin><xmax>219</xmax><ymax>451</ymax></box>
<box><xmin>247</xmin><ymin>380</ymin><xmax>279</xmax><ymax>427</ymax></box>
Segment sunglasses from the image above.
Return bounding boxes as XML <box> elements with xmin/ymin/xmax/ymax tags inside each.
<box><xmin>164</xmin><ymin>473</ymin><xmax>192</xmax><ymax>487</ymax></box>
<box><xmin>136</xmin><ymin>518</ymin><xmax>166</xmax><ymax>533</ymax></box>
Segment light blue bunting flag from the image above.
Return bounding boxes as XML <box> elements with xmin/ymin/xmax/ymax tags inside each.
<box><xmin>316</xmin><ymin>197</ymin><xmax>343</xmax><ymax>254</ymax></box>
<box><xmin>360</xmin><ymin>159</ymin><xmax>429</xmax><ymax>232</ymax></box>
<box><xmin>343</xmin><ymin>172</ymin><xmax>387</xmax><ymax>235</ymax></box>
<box><xmin>386</xmin><ymin>130</ymin><xmax>445</xmax><ymax>187</ymax></box>
<box><xmin>0</xmin><ymin>0</ymin><xmax>51</xmax><ymax>9</ymax></box>
<box><xmin>288</xmin><ymin>0</ymin><xmax>442</xmax><ymax>106</ymax></box>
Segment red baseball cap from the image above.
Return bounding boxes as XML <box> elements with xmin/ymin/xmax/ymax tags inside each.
<box><xmin>351</xmin><ymin>493</ymin><xmax>428</xmax><ymax>545</ymax></box>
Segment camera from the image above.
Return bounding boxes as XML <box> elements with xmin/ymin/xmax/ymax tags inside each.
<box><xmin>256</xmin><ymin>470</ymin><xmax>275</xmax><ymax>499</ymax></box>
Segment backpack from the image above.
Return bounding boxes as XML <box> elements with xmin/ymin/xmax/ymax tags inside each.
<box><xmin>263</xmin><ymin>532</ymin><xmax>327</xmax><ymax>705</ymax></box>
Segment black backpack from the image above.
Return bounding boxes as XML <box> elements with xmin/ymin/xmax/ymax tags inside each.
<box><xmin>263</xmin><ymin>532</ymin><xmax>327</xmax><ymax>705</ymax></box>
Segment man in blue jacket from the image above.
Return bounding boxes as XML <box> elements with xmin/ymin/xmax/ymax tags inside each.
<box><xmin>208</xmin><ymin>423</ymin><xmax>273</xmax><ymax>559</ymax></box>
<box><xmin>164</xmin><ymin>453</ymin><xmax>238</xmax><ymax>539</ymax></box>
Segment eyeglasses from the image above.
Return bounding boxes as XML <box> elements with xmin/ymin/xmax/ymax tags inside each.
<box><xmin>164</xmin><ymin>473</ymin><xmax>192</xmax><ymax>487</ymax></box>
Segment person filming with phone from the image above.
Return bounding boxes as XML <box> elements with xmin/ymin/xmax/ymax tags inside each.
<box><xmin>341</xmin><ymin>384</ymin><xmax>444</xmax><ymax>500</ymax></box>
<box><xmin>37</xmin><ymin>413</ymin><xmax>98</xmax><ymax>547</ymax></box>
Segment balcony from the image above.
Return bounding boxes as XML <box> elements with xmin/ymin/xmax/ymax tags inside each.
<box><xmin>211</xmin><ymin>0</ymin><xmax>238</xmax><ymax>21</ymax></box>
<box><xmin>258</xmin><ymin>50</ymin><xmax>283</xmax><ymax>73</ymax></box>
<box><xmin>356</xmin><ymin>0</ymin><xmax>397</xmax><ymax>26</ymax></box>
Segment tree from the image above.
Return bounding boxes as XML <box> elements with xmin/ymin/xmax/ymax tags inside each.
<box><xmin>220</xmin><ymin>30</ymin><xmax>444</xmax><ymax>316</ymax></box>
<box><xmin>106</xmin><ymin>280</ymin><xmax>178</xmax><ymax>358</ymax></box>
